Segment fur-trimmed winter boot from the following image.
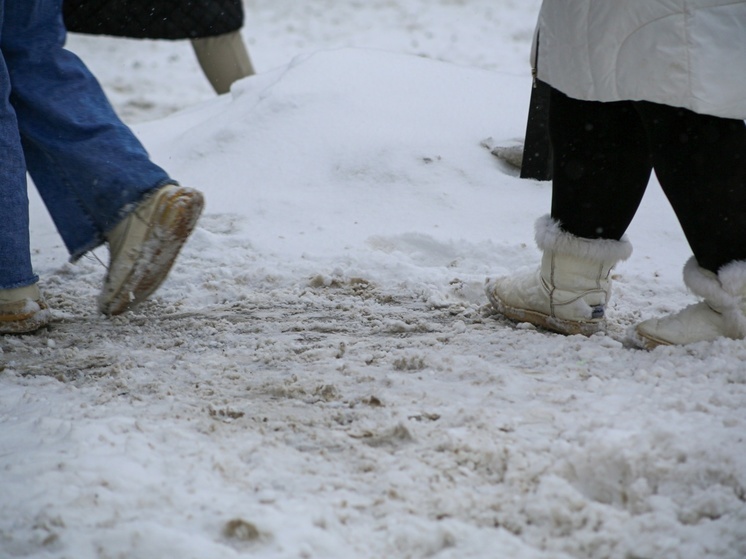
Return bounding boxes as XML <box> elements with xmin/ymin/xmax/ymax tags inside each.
<box><xmin>634</xmin><ymin>257</ymin><xmax>746</xmax><ymax>348</ymax></box>
<box><xmin>485</xmin><ymin>215</ymin><xmax>633</xmax><ymax>335</ymax></box>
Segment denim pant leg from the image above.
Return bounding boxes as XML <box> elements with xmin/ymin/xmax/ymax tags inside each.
<box><xmin>0</xmin><ymin>7</ymin><xmax>38</xmax><ymax>289</ymax></box>
<box><xmin>3</xmin><ymin>0</ymin><xmax>174</xmax><ymax>262</ymax></box>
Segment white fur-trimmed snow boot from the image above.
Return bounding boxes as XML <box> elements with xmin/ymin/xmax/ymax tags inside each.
<box><xmin>634</xmin><ymin>257</ymin><xmax>746</xmax><ymax>348</ymax></box>
<box><xmin>486</xmin><ymin>215</ymin><xmax>633</xmax><ymax>335</ymax></box>
<box><xmin>0</xmin><ymin>284</ymin><xmax>52</xmax><ymax>334</ymax></box>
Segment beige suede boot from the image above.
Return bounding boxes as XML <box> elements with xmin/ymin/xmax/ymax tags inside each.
<box><xmin>99</xmin><ymin>184</ymin><xmax>204</xmax><ymax>316</ymax></box>
<box><xmin>486</xmin><ymin>215</ymin><xmax>633</xmax><ymax>335</ymax></box>
<box><xmin>0</xmin><ymin>284</ymin><xmax>51</xmax><ymax>334</ymax></box>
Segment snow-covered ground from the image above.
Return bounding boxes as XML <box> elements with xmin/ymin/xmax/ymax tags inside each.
<box><xmin>2</xmin><ymin>2</ymin><xmax>745</xmax><ymax>558</ymax></box>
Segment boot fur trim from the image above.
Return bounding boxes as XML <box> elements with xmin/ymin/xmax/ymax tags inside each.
<box><xmin>534</xmin><ymin>215</ymin><xmax>633</xmax><ymax>262</ymax></box>
<box><xmin>717</xmin><ymin>258</ymin><xmax>746</xmax><ymax>295</ymax></box>
<box><xmin>683</xmin><ymin>257</ymin><xmax>746</xmax><ymax>338</ymax></box>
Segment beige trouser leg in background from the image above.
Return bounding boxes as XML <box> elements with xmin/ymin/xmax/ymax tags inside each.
<box><xmin>190</xmin><ymin>30</ymin><xmax>255</xmax><ymax>94</ymax></box>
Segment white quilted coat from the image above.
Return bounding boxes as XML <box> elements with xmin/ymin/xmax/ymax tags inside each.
<box><xmin>533</xmin><ymin>0</ymin><xmax>746</xmax><ymax>119</ymax></box>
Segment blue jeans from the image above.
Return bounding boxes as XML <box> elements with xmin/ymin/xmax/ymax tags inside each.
<box><xmin>0</xmin><ymin>0</ymin><xmax>172</xmax><ymax>290</ymax></box>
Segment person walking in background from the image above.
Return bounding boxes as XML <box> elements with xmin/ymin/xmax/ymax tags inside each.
<box><xmin>486</xmin><ymin>0</ymin><xmax>746</xmax><ymax>348</ymax></box>
<box><xmin>63</xmin><ymin>0</ymin><xmax>254</xmax><ymax>94</ymax></box>
<box><xmin>0</xmin><ymin>0</ymin><xmax>205</xmax><ymax>334</ymax></box>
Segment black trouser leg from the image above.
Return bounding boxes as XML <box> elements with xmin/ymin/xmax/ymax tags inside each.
<box><xmin>549</xmin><ymin>88</ymin><xmax>652</xmax><ymax>240</ymax></box>
<box><xmin>549</xmin><ymin>87</ymin><xmax>746</xmax><ymax>273</ymax></box>
<box><xmin>634</xmin><ymin>102</ymin><xmax>746</xmax><ymax>272</ymax></box>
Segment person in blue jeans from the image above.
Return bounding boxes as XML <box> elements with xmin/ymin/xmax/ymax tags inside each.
<box><xmin>0</xmin><ymin>0</ymin><xmax>205</xmax><ymax>334</ymax></box>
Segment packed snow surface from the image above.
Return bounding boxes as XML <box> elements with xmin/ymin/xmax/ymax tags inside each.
<box><xmin>2</xmin><ymin>1</ymin><xmax>745</xmax><ymax>558</ymax></box>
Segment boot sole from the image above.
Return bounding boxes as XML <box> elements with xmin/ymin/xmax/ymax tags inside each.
<box><xmin>100</xmin><ymin>187</ymin><xmax>205</xmax><ymax>316</ymax></box>
<box><xmin>632</xmin><ymin>328</ymin><xmax>672</xmax><ymax>350</ymax></box>
<box><xmin>485</xmin><ymin>282</ymin><xmax>604</xmax><ymax>337</ymax></box>
<box><xmin>0</xmin><ymin>300</ymin><xmax>52</xmax><ymax>334</ymax></box>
